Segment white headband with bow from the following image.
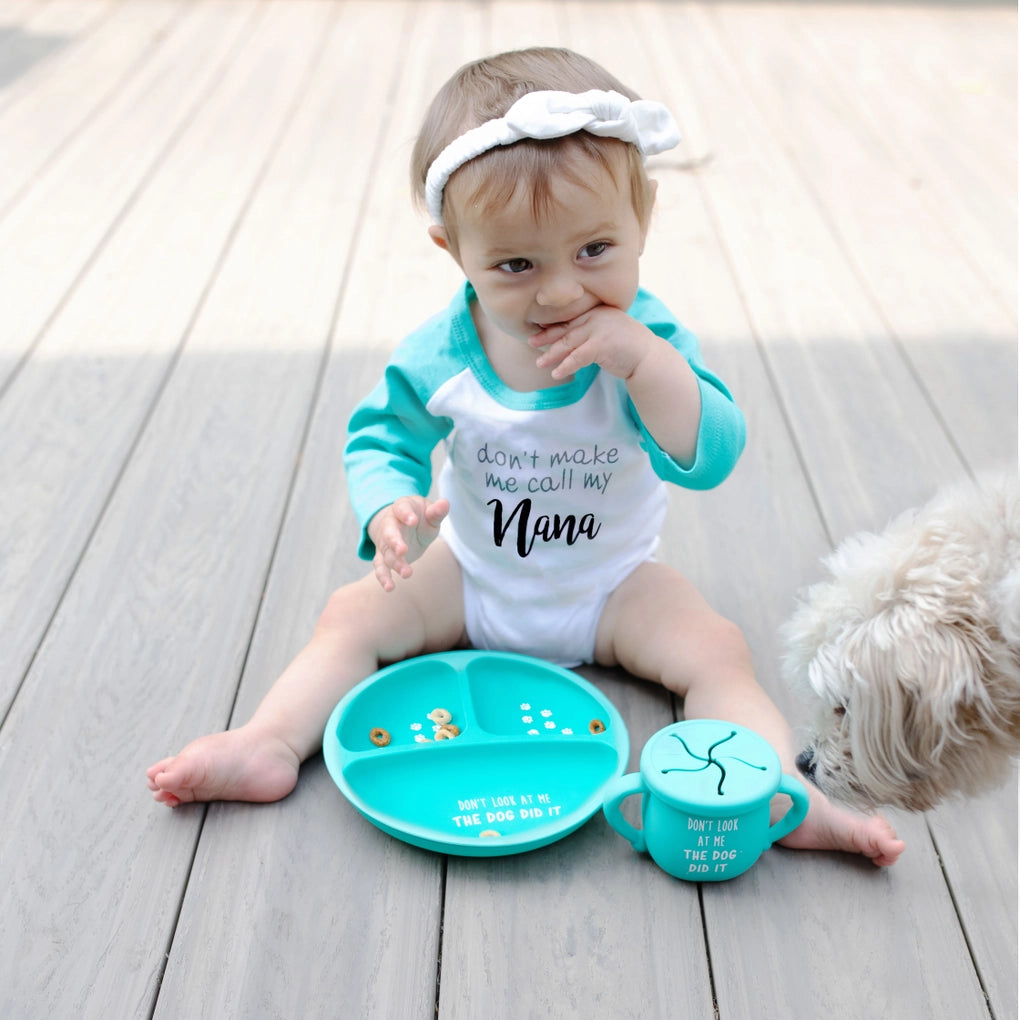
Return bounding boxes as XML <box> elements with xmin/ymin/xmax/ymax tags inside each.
<box><xmin>424</xmin><ymin>89</ymin><xmax>681</xmax><ymax>223</ymax></box>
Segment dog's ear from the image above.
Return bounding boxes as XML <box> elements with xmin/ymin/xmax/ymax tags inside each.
<box><xmin>839</xmin><ymin>605</ymin><xmax>995</xmax><ymax>783</ymax></box>
<box><xmin>780</xmin><ymin>573</ymin><xmax>868</xmax><ymax>700</ymax></box>
<box><xmin>781</xmin><ymin>528</ymin><xmax>904</xmax><ymax>699</ymax></box>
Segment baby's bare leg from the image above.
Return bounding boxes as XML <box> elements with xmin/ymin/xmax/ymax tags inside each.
<box><xmin>146</xmin><ymin>541</ymin><xmax>466</xmax><ymax>806</ymax></box>
<box><xmin>594</xmin><ymin>562</ymin><xmax>905</xmax><ymax>866</ymax></box>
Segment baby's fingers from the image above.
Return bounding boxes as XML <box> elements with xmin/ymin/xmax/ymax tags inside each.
<box><xmin>530</xmin><ymin>324</ymin><xmax>570</xmax><ymax>361</ymax></box>
<box><xmin>423</xmin><ymin>498</ymin><xmax>451</xmax><ymax>531</ymax></box>
<box><xmin>372</xmin><ymin>551</ymin><xmax>396</xmax><ymax>592</ymax></box>
<box><xmin>372</xmin><ymin>527</ymin><xmax>411</xmax><ymax>591</ymax></box>
<box><xmin>546</xmin><ymin>338</ymin><xmax>596</xmax><ymax>380</ymax></box>
<box><xmin>533</xmin><ymin>325</ymin><xmax>594</xmax><ymax>375</ymax></box>
<box><xmin>390</xmin><ymin>497</ymin><xmax>422</xmax><ymax>528</ymax></box>
<box><xmin>373</xmin><ymin>546</ymin><xmax>411</xmax><ymax>592</ymax></box>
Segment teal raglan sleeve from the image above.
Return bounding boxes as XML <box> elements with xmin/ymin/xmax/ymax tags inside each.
<box><xmin>344</xmin><ymin>344</ymin><xmax>455</xmax><ymax>561</ymax></box>
<box><xmin>629</xmin><ymin>290</ymin><xmax>746</xmax><ymax>490</ymax></box>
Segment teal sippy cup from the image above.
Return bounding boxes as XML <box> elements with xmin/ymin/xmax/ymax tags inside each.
<box><xmin>602</xmin><ymin>720</ymin><xmax>809</xmax><ymax>881</ymax></box>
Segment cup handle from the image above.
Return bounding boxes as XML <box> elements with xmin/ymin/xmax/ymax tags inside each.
<box><xmin>766</xmin><ymin>773</ymin><xmax>811</xmax><ymax>846</ymax></box>
<box><xmin>601</xmin><ymin>772</ymin><xmax>647</xmax><ymax>853</ymax></box>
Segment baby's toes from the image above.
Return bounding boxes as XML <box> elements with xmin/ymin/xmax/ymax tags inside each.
<box><xmin>151</xmin><ymin>788</ymin><xmax>182</xmax><ymax>808</ymax></box>
<box><xmin>147</xmin><ymin>755</ymin><xmax>204</xmax><ymax>805</ymax></box>
<box><xmin>146</xmin><ymin>757</ymin><xmax>174</xmax><ymax>790</ymax></box>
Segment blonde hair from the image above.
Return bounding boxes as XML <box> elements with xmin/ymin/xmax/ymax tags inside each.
<box><xmin>411</xmin><ymin>48</ymin><xmax>656</xmax><ymax>244</ymax></box>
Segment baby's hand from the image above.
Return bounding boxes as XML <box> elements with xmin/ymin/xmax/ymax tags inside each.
<box><xmin>530</xmin><ymin>306</ymin><xmax>656</xmax><ymax>381</ymax></box>
<box><xmin>368</xmin><ymin>496</ymin><xmax>450</xmax><ymax>591</ymax></box>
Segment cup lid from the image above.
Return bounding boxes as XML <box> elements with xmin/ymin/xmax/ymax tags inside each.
<box><xmin>640</xmin><ymin>720</ymin><xmax>783</xmax><ymax>815</ymax></box>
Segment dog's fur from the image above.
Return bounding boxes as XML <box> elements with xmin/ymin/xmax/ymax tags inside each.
<box><xmin>783</xmin><ymin>472</ymin><xmax>1020</xmax><ymax>812</ymax></box>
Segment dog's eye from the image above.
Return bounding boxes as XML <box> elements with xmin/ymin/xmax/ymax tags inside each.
<box><xmin>833</xmin><ymin>705</ymin><xmax>847</xmax><ymax>718</ymax></box>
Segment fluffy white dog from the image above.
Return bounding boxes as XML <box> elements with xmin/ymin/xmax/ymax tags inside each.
<box><xmin>783</xmin><ymin>472</ymin><xmax>1020</xmax><ymax>812</ymax></box>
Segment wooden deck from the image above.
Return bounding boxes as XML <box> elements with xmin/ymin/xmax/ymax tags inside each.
<box><xmin>1</xmin><ymin>0</ymin><xmax>1016</xmax><ymax>1016</ymax></box>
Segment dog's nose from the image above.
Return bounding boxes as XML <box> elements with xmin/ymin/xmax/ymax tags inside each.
<box><xmin>796</xmin><ymin>749</ymin><xmax>817</xmax><ymax>779</ymax></box>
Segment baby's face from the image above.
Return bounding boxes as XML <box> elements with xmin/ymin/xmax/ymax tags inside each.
<box><xmin>446</xmin><ymin>164</ymin><xmax>647</xmax><ymax>345</ymax></box>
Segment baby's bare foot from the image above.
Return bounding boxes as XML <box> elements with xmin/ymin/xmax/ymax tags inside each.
<box><xmin>146</xmin><ymin>725</ymin><xmax>300</xmax><ymax>807</ymax></box>
<box><xmin>778</xmin><ymin>785</ymin><xmax>905</xmax><ymax>867</ymax></box>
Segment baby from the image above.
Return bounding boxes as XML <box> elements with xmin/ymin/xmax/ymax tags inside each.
<box><xmin>148</xmin><ymin>47</ymin><xmax>904</xmax><ymax>867</ymax></box>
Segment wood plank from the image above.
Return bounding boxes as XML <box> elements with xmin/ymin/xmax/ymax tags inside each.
<box><xmin>790</xmin><ymin>2</ymin><xmax>1017</xmax><ymax>321</ymax></box>
<box><xmin>883</xmin><ymin>2</ymin><xmax>1016</xmax><ymax>180</ymax></box>
<box><xmin>631</xmin><ymin>4</ymin><xmax>1000</xmax><ymax>1018</ymax></box>
<box><xmin>704</xmin><ymin>2</ymin><xmax>1016</xmax><ymax>479</ymax></box>
<box><xmin>617</xmin><ymin>19</ymin><xmax>975</xmax><ymax>1020</ymax></box>
<box><xmin>0</xmin><ymin>0</ymin><xmax>258</xmax><ymax>391</ymax></box>
<box><xmin>0</xmin><ymin>0</ymin><xmax>113</xmax><ymax>108</ymax></box>
<box><xmin>698</xmin><ymin>12</ymin><xmax>1017</xmax><ymax>1013</ymax></box>
<box><xmin>0</xmin><ymin>4</ymin><xmax>342</xmax><ymax>1015</ymax></box>
<box><xmin>0</xmin><ymin>0</ymin><xmax>184</xmax><ymax>215</ymax></box>
<box><xmin>0</xmin><ymin>0</ymin><xmax>48</xmax><ymax>37</ymax></box>
<box><xmin>482</xmin><ymin>0</ymin><xmax>566</xmax><ymax>51</ymax></box>
<box><xmin>640</xmin><ymin>1</ymin><xmax>965</xmax><ymax>541</ymax></box>
<box><xmin>701</xmin><ymin>805</ymin><xmax>987</xmax><ymax>1020</ymax></box>
<box><xmin>0</xmin><ymin>0</ymin><xmax>265</xmax><ymax>718</ymax></box>
<box><xmin>154</xmin><ymin>3</ymin><xmax>478</xmax><ymax>1015</ymax></box>
<box><xmin>928</xmin><ymin>780</ymin><xmax>1019</xmax><ymax>1020</ymax></box>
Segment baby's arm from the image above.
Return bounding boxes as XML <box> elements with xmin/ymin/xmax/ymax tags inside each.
<box><xmin>344</xmin><ymin>330</ymin><xmax>456</xmax><ymax>566</ymax></box>
<box><xmin>367</xmin><ymin>495</ymin><xmax>450</xmax><ymax>591</ymax></box>
<box><xmin>531</xmin><ymin>306</ymin><xmax>702</xmax><ymax>464</ymax></box>
<box><xmin>621</xmin><ymin>331</ymin><xmax>702</xmax><ymax>465</ymax></box>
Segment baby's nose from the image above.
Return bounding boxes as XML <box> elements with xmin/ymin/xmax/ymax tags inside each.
<box><xmin>536</xmin><ymin>274</ymin><xmax>584</xmax><ymax>307</ymax></box>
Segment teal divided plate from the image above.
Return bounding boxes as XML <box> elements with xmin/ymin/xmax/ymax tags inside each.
<box><xmin>323</xmin><ymin>650</ymin><xmax>629</xmax><ymax>856</ymax></box>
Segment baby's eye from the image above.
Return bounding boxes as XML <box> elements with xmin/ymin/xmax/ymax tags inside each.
<box><xmin>497</xmin><ymin>258</ymin><xmax>532</xmax><ymax>274</ymax></box>
<box><xmin>579</xmin><ymin>241</ymin><xmax>609</xmax><ymax>260</ymax></box>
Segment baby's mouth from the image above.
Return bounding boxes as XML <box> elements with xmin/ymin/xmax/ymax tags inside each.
<box><xmin>531</xmin><ymin>303</ymin><xmax>602</xmax><ymax>332</ymax></box>
<box><xmin>531</xmin><ymin>320</ymin><xmax>570</xmax><ymax>331</ymax></box>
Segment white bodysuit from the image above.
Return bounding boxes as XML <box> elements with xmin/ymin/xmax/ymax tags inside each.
<box><xmin>344</xmin><ymin>283</ymin><xmax>745</xmax><ymax>666</ymax></box>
